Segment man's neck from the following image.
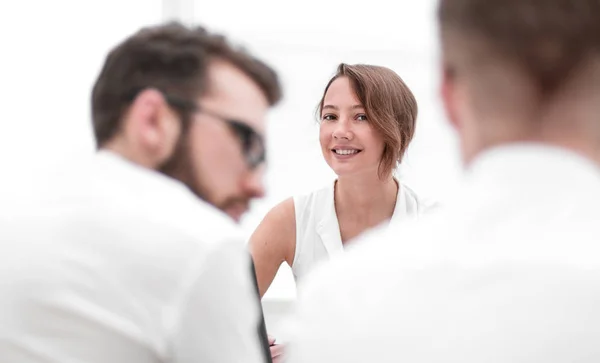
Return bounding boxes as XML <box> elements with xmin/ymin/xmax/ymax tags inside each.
<box><xmin>466</xmin><ymin>131</ymin><xmax>600</xmax><ymax>168</ymax></box>
<box><xmin>102</xmin><ymin>140</ymin><xmax>156</xmax><ymax>169</ymax></box>
<box><xmin>465</xmin><ymin>101</ymin><xmax>600</xmax><ymax>167</ymax></box>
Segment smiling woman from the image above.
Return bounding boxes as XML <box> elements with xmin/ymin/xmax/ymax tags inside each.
<box><xmin>249</xmin><ymin>62</ymin><xmax>437</xmax><ymax>296</ymax></box>
<box><xmin>249</xmin><ymin>63</ymin><xmax>437</xmax><ymax>361</ymax></box>
<box><xmin>318</xmin><ymin>64</ymin><xmax>417</xmax><ymax>180</ymax></box>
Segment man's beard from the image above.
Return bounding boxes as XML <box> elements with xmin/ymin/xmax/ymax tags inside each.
<box><xmin>157</xmin><ymin>134</ymin><xmax>250</xmax><ymax>220</ymax></box>
<box><xmin>158</xmin><ymin>134</ymin><xmax>210</xmax><ymax>203</ymax></box>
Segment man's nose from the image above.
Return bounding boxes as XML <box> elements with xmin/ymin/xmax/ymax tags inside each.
<box><xmin>243</xmin><ymin>164</ymin><xmax>266</xmax><ymax>199</ymax></box>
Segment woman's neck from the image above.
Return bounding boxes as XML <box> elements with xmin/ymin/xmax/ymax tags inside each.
<box><xmin>334</xmin><ymin>171</ymin><xmax>398</xmax><ymax>213</ymax></box>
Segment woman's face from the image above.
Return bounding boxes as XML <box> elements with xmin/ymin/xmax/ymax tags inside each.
<box><xmin>319</xmin><ymin>77</ymin><xmax>385</xmax><ymax>177</ymax></box>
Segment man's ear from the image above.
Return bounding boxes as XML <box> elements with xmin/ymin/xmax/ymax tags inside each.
<box><xmin>126</xmin><ymin>88</ymin><xmax>182</xmax><ymax>166</ymax></box>
<box><xmin>440</xmin><ymin>65</ymin><xmax>461</xmax><ymax>132</ymax></box>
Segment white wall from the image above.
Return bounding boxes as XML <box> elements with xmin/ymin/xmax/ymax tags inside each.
<box><xmin>0</xmin><ymin>0</ymin><xmax>163</xmax><ymax>192</ymax></box>
<box><xmin>0</xmin><ymin>0</ymin><xmax>461</xmax><ymax>308</ymax></box>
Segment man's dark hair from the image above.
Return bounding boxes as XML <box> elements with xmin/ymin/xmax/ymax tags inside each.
<box><xmin>438</xmin><ymin>0</ymin><xmax>600</xmax><ymax>97</ymax></box>
<box><xmin>91</xmin><ymin>22</ymin><xmax>282</xmax><ymax>147</ymax></box>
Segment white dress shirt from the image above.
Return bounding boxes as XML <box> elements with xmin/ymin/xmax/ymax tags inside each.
<box><xmin>0</xmin><ymin>151</ymin><xmax>268</xmax><ymax>363</ymax></box>
<box><xmin>285</xmin><ymin>144</ymin><xmax>600</xmax><ymax>363</ymax></box>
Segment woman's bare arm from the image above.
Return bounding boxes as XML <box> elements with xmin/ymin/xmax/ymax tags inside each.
<box><xmin>249</xmin><ymin>198</ymin><xmax>297</xmax><ymax>298</ymax></box>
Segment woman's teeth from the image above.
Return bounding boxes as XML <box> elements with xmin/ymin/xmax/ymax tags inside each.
<box><xmin>334</xmin><ymin>149</ymin><xmax>359</xmax><ymax>155</ymax></box>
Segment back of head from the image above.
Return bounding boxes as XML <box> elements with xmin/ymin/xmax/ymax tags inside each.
<box><xmin>318</xmin><ymin>63</ymin><xmax>418</xmax><ymax>177</ymax></box>
<box><xmin>439</xmin><ymin>0</ymin><xmax>600</xmax><ymax>161</ymax></box>
<box><xmin>442</xmin><ymin>0</ymin><xmax>600</xmax><ymax>87</ymax></box>
<box><xmin>92</xmin><ymin>22</ymin><xmax>282</xmax><ymax>147</ymax></box>
<box><xmin>439</xmin><ymin>0</ymin><xmax>600</xmax><ymax>96</ymax></box>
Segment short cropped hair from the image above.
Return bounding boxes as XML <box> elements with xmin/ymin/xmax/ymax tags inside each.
<box><xmin>439</xmin><ymin>0</ymin><xmax>600</xmax><ymax>97</ymax></box>
<box><xmin>91</xmin><ymin>22</ymin><xmax>282</xmax><ymax>147</ymax></box>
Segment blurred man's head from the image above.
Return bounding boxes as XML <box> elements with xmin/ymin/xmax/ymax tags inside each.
<box><xmin>438</xmin><ymin>0</ymin><xmax>600</xmax><ymax>164</ymax></box>
<box><xmin>91</xmin><ymin>22</ymin><xmax>282</xmax><ymax>222</ymax></box>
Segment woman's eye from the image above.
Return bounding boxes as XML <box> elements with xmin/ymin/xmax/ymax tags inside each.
<box><xmin>356</xmin><ymin>114</ymin><xmax>368</xmax><ymax>121</ymax></box>
<box><xmin>322</xmin><ymin>114</ymin><xmax>337</xmax><ymax>121</ymax></box>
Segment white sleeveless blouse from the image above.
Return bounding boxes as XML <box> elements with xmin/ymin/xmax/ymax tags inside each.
<box><xmin>291</xmin><ymin>180</ymin><xmax>433</xmax><ymax>281</ymax></box>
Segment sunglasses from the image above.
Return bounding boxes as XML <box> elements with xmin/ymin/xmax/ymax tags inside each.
<box><xmin>163</xmin><ymin>93</ymin><xmax>266</xmax><ymax>170</ymax></box>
